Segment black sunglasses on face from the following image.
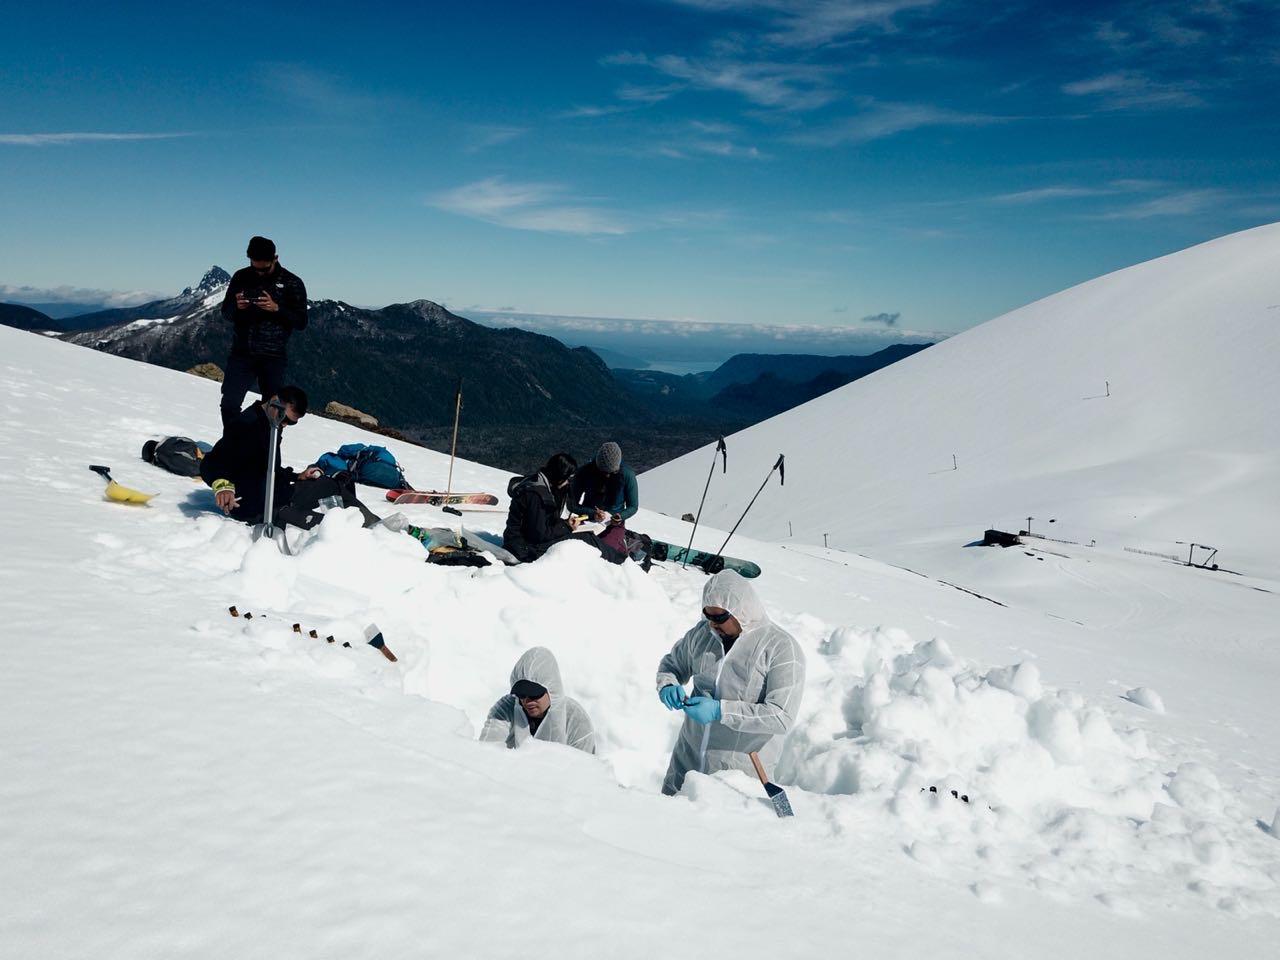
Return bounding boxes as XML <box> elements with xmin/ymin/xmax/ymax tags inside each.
<box><xmin>703</xmin><ymin>608</ymin><xmax>733</xmax><ymax>624</ymax></box>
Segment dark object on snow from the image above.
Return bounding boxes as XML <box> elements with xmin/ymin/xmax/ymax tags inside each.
<box><xmin>141</xmin><ymin>436</ymin><xmax>205</xmax><ymax>477</ymax></box>
<box><xmin>315</xmin><ymin>442</ymin><xmax>408</xmax><ymax>489</ymax></box>
<box><xmin>749</xmin><ymin>751</ymin><xmax>794</xmax><ymax>818</ymax></box>
<box><xmin>982</xmin><ymin>529</ymin><xmax>1022</xmax><ymax>548</ymax></box>
<box><xmin>714</xmin><ymin>453</ymin><xmax>783</xmax><ymax>562</ymax></box>
<box><xmin>683</xmin><ymin>436</ymin><xmax>727</xmax><ymax>571</ymax></box>
<box><xmin>426</xmin><ymin>547</ymin><xmax>491</xmax><ymax>567</ymax></box>
<box><xmin>923</xmin><ymin>785</ymin><xmax>970</xmax><ymax>804</ymax></box>
<box><xmin>228</xmin><ymin>606</ymin><xmax>397</xmax><ymax>662</ymax></box>
<box><xmin>681</xmin><ymin>513</ymin><xmax>695</xmax><ymax>522</ymax></box>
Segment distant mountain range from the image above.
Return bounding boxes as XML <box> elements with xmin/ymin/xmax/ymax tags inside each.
<box><xmin>0</xmin><ymin>302</ymin><xmax>62</xmax><ymax>333</ymax></box>
<box><xmin>1</xmin><ymin>268</ymin><xmax>931</xmax><ymax>471</ymax></box>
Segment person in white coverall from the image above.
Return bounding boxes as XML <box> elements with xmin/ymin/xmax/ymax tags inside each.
<box><xmin>655</xmin><ymin>570</ymin><xmax>805</xmax><ymax>796</ymax></box>
<box><xmin>480</xmin><ymin>646</ymin><xmax>596</xmax><ymax>754</ymax></box>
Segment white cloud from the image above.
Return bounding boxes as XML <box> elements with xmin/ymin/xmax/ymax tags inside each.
<box><xmin>0</xmin><ymin>282</ymin><xmax>164</xmax><ymax>306</ymax></box>
<box><xmin>464</xmin><ymin>124</ymin><xmax>528</xmax><ymax>151</ymax></box>
<box><xmin>603</xmin><ymin>50</ymin><xmax>839</xmax><ymax>110</ymax></box>
<box><xmin>793</xmin><ymin>100</ymin><xmax>1001</xmax><ymax>145</ymax></box>
<box><xmin>1087</xmin><ymin>188</ymin><xmax>1225</xmax><ymax>220</ymax></box>
<box><xmin>667</xmin><ymin>0</ymin><xmax>938</xmax><ymax>46</ymax></box>
<box><xmin>428</xmin><ymin>177</ymin><xmax>633</xmax><ymax>236</ymax></box>
<box><xmin>1062</xmin><ymin>71</ymin><xmax>1201</xmax><ymax>109</ymax></box>
<box><xmin>0</xmin><ymin>132</ymin><xmax>191</xmax><ymax>146</ymax></box>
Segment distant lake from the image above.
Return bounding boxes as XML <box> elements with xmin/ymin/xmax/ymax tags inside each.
<box><xmin>641</xmin><ymin>359</ymin><xmax>721</xmax><ymax>375</ymax></box>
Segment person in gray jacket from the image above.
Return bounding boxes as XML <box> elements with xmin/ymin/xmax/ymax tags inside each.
<box><xmin>480</xmin><ymin>646</ymin><xmax>596</xmax><ymax>754</ymax></box>
<box><xmin>655</xmin><ymin>571</ymin><xmax>805</xmax><ymax>796</ymax></box>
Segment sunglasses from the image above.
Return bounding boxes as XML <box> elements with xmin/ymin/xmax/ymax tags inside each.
<box><xmin>703</xmin><ymin>608</ymin><xmax>733</xmax><ymax>624</ymax></box>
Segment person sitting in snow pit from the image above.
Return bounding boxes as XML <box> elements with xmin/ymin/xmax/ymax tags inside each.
<box><xmin>503</xmin><ymin>452</ymin><xmax>626</xmax><ymax>564</ymax></box>
<box><xmin>567</xmin><ymin>441</ymin><xmax>639</xmax><ymax>557</ymax></box>
<box><xmin>201</xmin><ymin>386</ymin><xmax>388</xmax><ymax>531</ymax></box>
<box><xmin>480</xmin><ymin>647</ymin><xmax>596</xmax><ymax>754</ymax></box>
<box><xmin>655</xmin><ymin>570</ymin><xmax>805</xmax><ymax>796</ymax></box>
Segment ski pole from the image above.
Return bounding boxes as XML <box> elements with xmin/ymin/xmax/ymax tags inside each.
<box><xmin>714</xmin><ymin>454</ymin><xmax>784</xmax><ymax>562</ymax></box>
<box><xmin>227</xmin><ymin>606</ymin><xmax>397</xmax><ymax>662</ymax></box>
<box><xmin>443</xmin><ymin>378</ymin><xmax>464</xmax><ymax>518</ymax></box>
<box><xmin>683</xmin><ymin>437</ymin><xmax>727</xmax><ymax>570</ymax></box>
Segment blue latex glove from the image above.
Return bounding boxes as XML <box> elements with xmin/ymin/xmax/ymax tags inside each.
<box><xmin>659</xmin><ymin>684</ymin><xmax>687</xmax><ymax>710</ymax></box>
<box><xmin>682</xmin><ymin>696</ymin><xmax>722</xmax><ymax>725</ymax></box>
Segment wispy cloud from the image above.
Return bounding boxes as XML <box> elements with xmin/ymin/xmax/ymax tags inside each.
<box><xmin>1062</xmin><ymin>71</ymin><xmax>1201</xmax><ymax>110</ymax></box>
<box><xmin>860</xmin><ymin>310</ymin><xmax>899</xmax><ymax>326</ymax></box>
<box><xmin>0</xmin><ymin>281</ymin><xmax>164</xmax><ymax>306</ymax></box>
<box><xmin>793</xmin><ymin>100</ymin><xmax>1003</xmax><ymax>145</ymax></box>
<box><xmin>261</xmin><ymin>63</ymin><xmax>398</xmax><ymax>115</ymax></box>
<box><xmin>1086</xmin><ymin>188</ymin><xmax>1225</xmax><ymax>221</ymax></box>
<box><xmin>0</xmin><ymin>132</ymin><xmax>192</xmax><ymax>146</ymax></box>
<box><xmin>668</xmin><ymin>0</ymin><xmax>939</xmax><ymax>47</ymax></box>
<box><xmin>987</xmin><ymin>185</ymin><xmax>1121</xmax><ymax>205</ymax></box>
<box><xmin>603</xmin><ymin>50</ymin><xmax>839</xmax><ymax>110</ymax></box>
<box><xmin>428</xmin><ymin>177</ymin><xmax>633</xmax><ymax>236</ymax></box>
<box><xmin>463</xmin><ymin>124</ymin><xmax>528</xmax><ymax>152</ymax></box>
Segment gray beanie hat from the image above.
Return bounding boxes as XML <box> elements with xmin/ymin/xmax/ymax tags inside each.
<box><xmin>595</xmin><ymin>441</ymin><xmax>622</xmax><ymax>474</ymax></box>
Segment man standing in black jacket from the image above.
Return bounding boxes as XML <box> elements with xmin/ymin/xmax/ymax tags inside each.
<box><xmin>219</xmin><ymin>235</ymin><xmax>308</xmax><ymax>429</ymax></box>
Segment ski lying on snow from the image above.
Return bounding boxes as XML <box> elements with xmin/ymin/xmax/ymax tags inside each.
<box><xmin>647</xmin><ymin>539</ymin><xmax>761</xmax><ymax>578</ymax></box>
<box><xmin>385</xmin><ymin>488</ymin><xmax>499</xmax><ymax>506</ymax></box>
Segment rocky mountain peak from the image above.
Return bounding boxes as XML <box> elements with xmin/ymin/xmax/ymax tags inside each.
<box><xmin>183</xmin><ymin>266</ymin><xmax>231</xmax><ymax>298</ymax></box>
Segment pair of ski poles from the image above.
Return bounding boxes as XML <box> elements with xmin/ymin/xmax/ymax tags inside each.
<box><xmin>682</xmin><ymin>438</ymin><xmax>784</xmax><ymax>570</ymax></box>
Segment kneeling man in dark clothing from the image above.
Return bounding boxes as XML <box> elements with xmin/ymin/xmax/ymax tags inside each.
<box><xmin>503</xmin><ymin>452</ymin><xmax>625</xmax><ymax>564</ymax></box>
<box><xmin>200</xmin><ymin>385</ymin><xmax>381</xmax><ymax>530</ymax></box>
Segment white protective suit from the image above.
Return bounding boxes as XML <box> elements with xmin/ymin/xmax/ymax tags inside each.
<box><xmin>480</xmin><ymin>646</ymin><xmax>596</xmax><ymax>754</ymax></box>
<box><xmin>656</xmin><ymin>571</ymin><xmax>805</xmax><ymax>795</ymax></box>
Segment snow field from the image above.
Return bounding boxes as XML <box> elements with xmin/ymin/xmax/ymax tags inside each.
<box><xmin>781</xmin><ymin>625</ymin><xmax>1279</xmax><ymax>915</ymax></box>
<box><xmin>3</xmin><ymin>326</ymin><xmax>1279</xmax><ymax>958</ymax></box>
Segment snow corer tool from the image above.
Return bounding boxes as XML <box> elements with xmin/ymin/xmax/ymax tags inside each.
<box><xmin>252</xmin><ymin>399</ymin><xmax>292</xmax><ymax>555</ymax></box>
<box><xmin>749</xmin><ymin>751</ymin><xmax>794</xmax><ymax>818</ymax></box>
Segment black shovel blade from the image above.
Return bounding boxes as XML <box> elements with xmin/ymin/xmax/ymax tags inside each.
<box><xmin>764</xmin><ymin>781</ymin><xmax>794</xmax><ymax>818</ymax></box>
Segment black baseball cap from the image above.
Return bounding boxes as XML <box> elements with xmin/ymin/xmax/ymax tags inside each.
<box><xmin>511</xmin><ymin>679</ymin><xmax>548</xmax><ymax>699</ymax></box>
<box><xmin>246</xmin><ymin>236</ymin><xmax>276</xmax><ymax>259</ymax></box>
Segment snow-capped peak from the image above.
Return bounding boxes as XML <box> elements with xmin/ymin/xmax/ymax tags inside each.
<box><xmin>182</xmin><ymin>265</ymin><xmax>231</xmax><ymax>298</ymax></box>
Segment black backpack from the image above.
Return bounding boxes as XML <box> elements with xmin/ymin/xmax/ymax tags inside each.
<box><xmin>141</xmin><ymin>436</ymin><xmax>204</xmax><ymax>477</ymax></box>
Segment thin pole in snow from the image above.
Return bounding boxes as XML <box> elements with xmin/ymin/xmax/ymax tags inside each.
<box><xmin>823</xmin><ymin>533</ymin><xmax>828</xmax><ymax>548</ymax></box>
<box><xmin>714</xmin><ymin>454</ymin><xmax>784</xmax><ymax>561</ymax></box>
<box><xmin>683</xmin><ymin>437</ymin><xmax>727</xmax><ymax>569</ymax></box>
<box><xmin>1105</xmin><ymin>380</ymin><xmax>1110</xmax><ymax>397</ymax></box>
<box><xmin>953</xmin><ymin>453</ymin><xmax>957</xmax><ymax>471</ymax></box>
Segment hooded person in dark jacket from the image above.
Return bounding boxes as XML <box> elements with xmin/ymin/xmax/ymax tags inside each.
<box><xmin>218</xmin><ymin>236</ymin><xmax>308</xmax><ymax>428</ymax></box>
<box><xmin>200</xmin><ymin>386</ymin><xmax>381</xmax><ymax>530</ymax></box>
<box><xmin>568</xmin><ymin>441</ymin><xmax>638</xmax><ymax>555</ymax></box>
<box><xmin>503</xmin><ymin>453</ymin><xmax>626</xmax><ymax>564</ymax></box>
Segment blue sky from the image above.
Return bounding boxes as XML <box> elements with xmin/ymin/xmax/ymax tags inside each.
<box><xmin>2</xmin><ymin>0</ymin><xmax>1278</xmax><ymax>344</ymax></box>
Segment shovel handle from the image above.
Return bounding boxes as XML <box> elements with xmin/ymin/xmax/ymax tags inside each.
<box><xmin>748</xmin><ymin>752</ymin><xmax>770</xmax><ymax>787</ymax></box>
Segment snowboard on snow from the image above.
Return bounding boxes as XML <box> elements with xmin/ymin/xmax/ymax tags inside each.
<box><xmin>647</xmin><ymin>539</ymin><xmax>761</xmax><ymax>578</ymax></box>
<box><xmin>386</xmin><ymin>488</ymin><xmax>499</xmax><ymax>507</ymax></box>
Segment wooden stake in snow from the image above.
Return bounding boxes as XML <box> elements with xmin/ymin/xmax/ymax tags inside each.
<box><xmin>1271</xmin><ymin>807</ymin><xmax>1279</xmax><ymax>837</ymax></box>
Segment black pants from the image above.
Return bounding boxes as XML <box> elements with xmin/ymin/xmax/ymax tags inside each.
<box><xmin>275</xmin><ymin>476</ymin><xmax>381</xmax><ymax>530</ymax></box>
<box><xmin>221</xmin><ymin>353</ymin><xmax>287</xmax><ymax>429</ymax></box>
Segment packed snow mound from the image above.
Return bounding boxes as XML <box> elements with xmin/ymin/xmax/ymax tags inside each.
<box><xmin>778</xmin><ymin>625</ymin><xmax>1278</xmax><ymax>915</ymax></box>
<box><xmin>643</xmin><ymin>222</ymin><xmax>1280</xmax><ymax>577</ymax></box>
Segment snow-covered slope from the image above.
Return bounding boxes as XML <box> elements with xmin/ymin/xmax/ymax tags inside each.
<box><xmin>1</xmin><ymin>325</ymin><xmax>1277</xmax><ymax>959</ymax></box>
<box><xmin>645</xmin><ymin>222</ymin><xmax>1280</xmax><ymax>579</ymax></box>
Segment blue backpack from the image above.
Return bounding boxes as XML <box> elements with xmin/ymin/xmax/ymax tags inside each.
<box><xmin>316</xmin><ymin>443</ymin><xmax>408</xmax><ymax>489</ymax></box>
